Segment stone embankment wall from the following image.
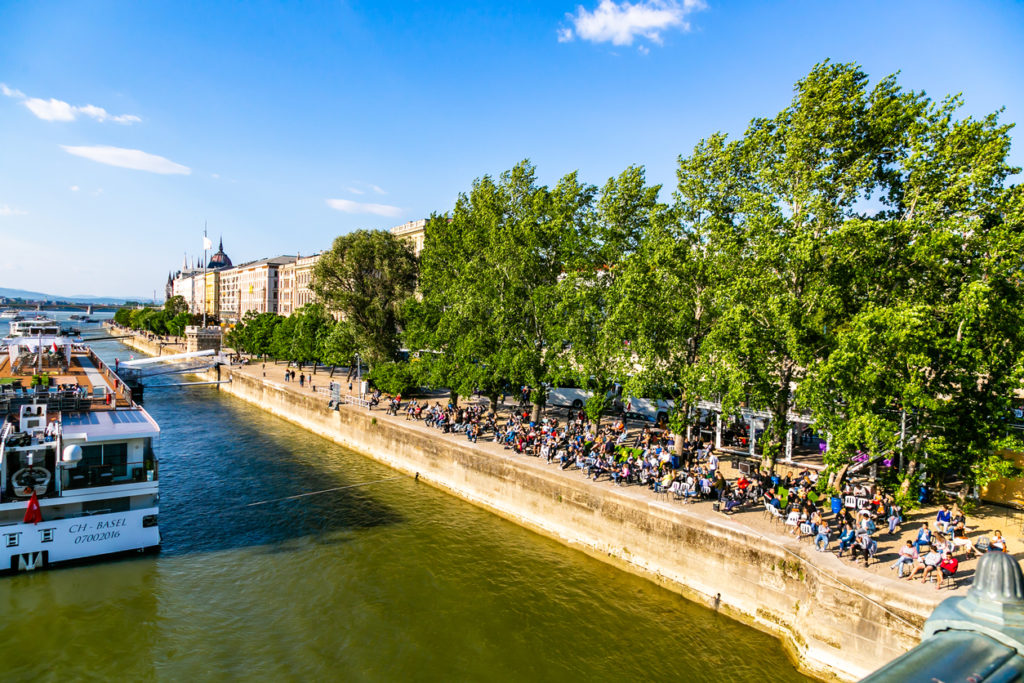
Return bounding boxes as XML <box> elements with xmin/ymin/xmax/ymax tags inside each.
<box><xmin>115</xmin><ymin>331</ymin><xmax>931</xmax><ymax>680</ymax></box>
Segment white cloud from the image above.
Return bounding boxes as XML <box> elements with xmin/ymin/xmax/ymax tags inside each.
<box><xmin>638</xmin><ymin>44</ymin><xmax>650</xmax><ymax>55</ymax></box>
<box><xmin>559</xmin><ymin>0</ymin><xmax>705</xmax><ymax>46</ymax></box>
<box><xmin>211</xmin><ymin>173</ymin><xmax>220</xmax><ymax>179</ymax></box>
<box><xmin>0</xmin><ymin>203</ymin><xmax>27</xmax><ymax>216</ymax></box>
<box><xmin>1</xmin><ymin>84</ymin><xmax>140</xmax><ymax>124</ymax></box>
<box><xmin>326</xmin><ymin>198</ymin><xmax>403</xmax><ymax>218</ymax></box>
<box><xmin>1</xmin><ymin>83</ymin><xmax>25</xmax><ymax>98</ymax></box>
<box><xmin>25</xmin><ymin>97</ymin><xmax>77</xmax><ymax>121</ymax></box>
<box><xmin>70</xmin><ymin>185</ymin><xmax>80</xmax><ymax>192</ymax></box>
<box><xmin>61</xmin><ymin>145</ymin><xmax>191</xmax><ymax>175</ymax></box>
<box><xmin>346</xmin><ymin>183</ymin><xmax>386</xmax><ymax>195</ymax></box>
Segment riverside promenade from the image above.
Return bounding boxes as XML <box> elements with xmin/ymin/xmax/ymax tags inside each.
<box><xmin>117</xmin><ymin>330</ymin><xmax>950</xmax><ymax>681</ymax></box>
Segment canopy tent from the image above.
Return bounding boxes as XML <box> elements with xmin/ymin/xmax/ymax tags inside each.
<box><xmin>3</xmin><ymin>335</ymin><xmax>74</xmax><ymax>369</ymax></box>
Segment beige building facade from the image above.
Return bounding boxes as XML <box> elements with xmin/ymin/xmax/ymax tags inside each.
<box><xmin>278</xmin><ymin>253</ymin><xmax>321</xmax><ymax>316</ymax></box>
<box><xmin>171</xmin><ymin>272</ymin><xmax>202</xmax><ymax>315</ymax></box>
<box><xmin>235</xmin><ymin>256</ymin><xmax>295</xmax><ymax>320</ymax></box>
<box><xmin>390</xmin><ymin>219</ymin><xmax>426</xmax><ymax>256</ymax></box>
<box><xmin>218</xmin><ymin>268</ymin><xmax>240</xmax><ymax>322</ymax></box>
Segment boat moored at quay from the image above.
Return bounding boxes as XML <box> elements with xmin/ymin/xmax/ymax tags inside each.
<box><xmin>0</xmin><ymin>318</ymin><xmax>160</xmax><ymax>572</ymax></box>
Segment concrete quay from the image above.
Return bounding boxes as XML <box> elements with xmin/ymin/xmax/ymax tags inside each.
<box><xmin>115</xmin><ymin>331</ymin><xmax>937</xmax><ymax>681</ymax></box>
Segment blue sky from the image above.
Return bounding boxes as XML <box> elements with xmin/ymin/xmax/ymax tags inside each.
<box><xmin>1</xmin><ymin>1</ymin><xmax>1022</xmax><ymax>298</ymax></box>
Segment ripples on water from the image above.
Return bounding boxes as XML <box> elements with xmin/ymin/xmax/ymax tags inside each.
<box><xmin>0</xmin><ymin>323</ymin><xmax>809</xmax><ymax>682</ymax></box>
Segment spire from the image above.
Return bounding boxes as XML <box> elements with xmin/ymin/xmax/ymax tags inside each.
<box><xmin>219</xmin><ymin>236</ymin><xmax>224</xmax><ymax>252</ymax></box>
<box><xmin>183</xmin><ymin>252</ymin><xmax>189</xmax><ymax>270</ymax></box>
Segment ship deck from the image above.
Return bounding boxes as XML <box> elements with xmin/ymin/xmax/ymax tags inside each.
<box><xmin>0</xmin><ymin>347</ymin><xmax>132</xmax><ymax>410</ymax></box>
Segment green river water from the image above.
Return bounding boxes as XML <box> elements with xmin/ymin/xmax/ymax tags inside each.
<box><xmin>0</xmin><ymin>330</ymin><xmax>809</xmax><ymax>681</ymax></box>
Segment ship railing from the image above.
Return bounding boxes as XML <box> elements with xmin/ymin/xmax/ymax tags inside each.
<box><xmin>84</xmin><ymin>347</ymin><xmax>134</xmax><ymax>407</ymax></box>
<box><xmin>0</xmin><ymin>392</ymin><xmax>137</xmax><ymax>413</ymax></box>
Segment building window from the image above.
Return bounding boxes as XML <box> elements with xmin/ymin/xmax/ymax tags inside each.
<box><xmin>40</xmin><ymin>529</ymin><xmax>54</xmax><ymax>543</ymax></box>
<box><xmin>6</xmin><ymin>533</ymin><xmax>20</xmax><ymax>548</ymax></box>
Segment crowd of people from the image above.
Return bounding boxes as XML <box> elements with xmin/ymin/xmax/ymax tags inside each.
<box><xmin>349</xmin><ymin>388</ymin><xmax>1011</xmax><ymax>591</ymax></box>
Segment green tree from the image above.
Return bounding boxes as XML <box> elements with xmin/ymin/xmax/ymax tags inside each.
<box><xmin>367</xmin><ymin>361</ymin><xmax>417</xmax><ymax>395</ymax></box>
<box><xmin>679</xmin><ymin>62</ymin><xmax>924</xmax><ymax>469</ymax></box>
<box><xmin>163</xmin><ymin>295</ymin><xmax>189</xmax><ymax>317</ymax></box>
<box><xmin>413</xmin><ymin>161</ymin><xmax>592</xmax><ymax>419</ymax></box>
<box><xmin>801</xmin><ymin>95</ymin><xmax>1024</xmax><ymax>493</ymax></box>
<box><xmin>166</xmin><ymin>311</ymin><xmax>194</xmax><ymax>337</ymax></box>
<box><xmin>320</xmin><ymin>319</ymin><xmax>358</xmax><ymax>378</ymax></box>
<box><xmin>554</xmin><ymin>165</ymin><xmax>665</xmax><ymax>426</ymax></box>
<box><xmin>312</xmin><ymin>229</ymin><xmax>418</xmax><ymax>365</ymax></box>
<box><xmin>290</xmin><ymin>304</ymin><xmax>333</xmax><ymax>372</ymax></box>
<box><xmin>271</xmin><ymin>314</ymin><xmax>298</xmax><ymax>361</ymax></box>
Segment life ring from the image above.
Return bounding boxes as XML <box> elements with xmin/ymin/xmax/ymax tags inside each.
<box><xmin>12</xmin><ymin>467</ymin><xmax>51</xmax><ymax>498</ymax></box>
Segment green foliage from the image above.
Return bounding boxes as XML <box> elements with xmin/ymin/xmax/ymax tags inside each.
<box><xmin>115</xmin><ymin>305</ymin><xmax>180</xmax><ymax>335</ymax></box>
<box><xmin>290</xmin><ymin>304</ymin><xmax>333</xmax><ymax>364</ymax></box>
<box><xmin>312</xmin><ymin>229</ymin><xmax>418</xmax><ymax>365</ymax></box>
<box><xmin>227</xmin><ymin>310</ymin><xmax>282</xmax><ymax>356</ymax></box>
<box><xmin>319</xmin><ymin>319</ymin><xmax>358</xmax><ymax>369</ymax></box>
<box><xmin>271</xmin><ymin>314</ymin><xmax>298</xmax><ymax>360</ymax></box>
<box><xmin>367</xmin><ymin>361</ymin><xmax>417</xmax><ymax>395</ymax></box>
<box><xmin>390</xmin><ymin>63</ymin><xmax>1024</xmax><ymax>495</ymax></box>
<box><xmin>163</xmin><ymin>295</ymin><xmax>189</xmax><ymax>317</ymax></box>
<box><xmin>166</xmin><ymin>311</ymin><xmax>195</xmax><ymax>337</ymax></box>
<box><xmin>409</xmin><ymin>162</ymin><xmax>594</xmax><ymax>414</ymax></box>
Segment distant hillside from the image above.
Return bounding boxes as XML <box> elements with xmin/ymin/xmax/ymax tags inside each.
<box><xmin>0</xmin><ymin>287</ymin><xmax>149</xmax><ymax>305</ymax></box>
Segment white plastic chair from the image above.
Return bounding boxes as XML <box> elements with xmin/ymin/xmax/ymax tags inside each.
<box><xmin>785</xmin><ymin>511</ymin><xmax>801</xmax><ymax>533</ymax></box>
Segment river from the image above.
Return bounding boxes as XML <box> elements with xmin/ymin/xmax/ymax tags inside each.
<box><xmin>0</xmin><ymin>314</ymin><xmax>809</xmax><ymax>681</ymax></box>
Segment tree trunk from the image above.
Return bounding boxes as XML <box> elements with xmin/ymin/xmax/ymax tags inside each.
<box><xmin>832</xmin><ymin>463</ymin><xmax>850</xmax><ymax>493</ymax></box>
<box><xmin>329</xmin><ymin>366</ymin><xmax>336</xmax><ymax>378</ymax></box>
<box><xmin>899</xmin><ymin>460</ymin><xmax>919</xmax><ymax>497</ymax></box>
<box><xmin>531</xmin><ymin>402</ymin><xmax>542</xmax><ymax>423</ymax></box>
<box><xmin>450</xmin><ymin>389</ymin><xmax>459</xmax><ymax>408</ymax></box>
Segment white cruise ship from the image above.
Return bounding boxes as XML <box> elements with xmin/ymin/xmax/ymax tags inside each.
<box><xmin>0</xmin><ymin>318</ymin><xmax>160</xmax><ymax>572</ymax></box>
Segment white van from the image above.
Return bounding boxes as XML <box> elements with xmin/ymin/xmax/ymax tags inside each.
<box><xmin>548</xmin><ymin>382</ymin><xmax>622</xmax><ymax>411</ymax></box>
<box><xmin>621</xmin><ymin>396</ymin><xmax>674</xmax><ymax>424</ymax></box>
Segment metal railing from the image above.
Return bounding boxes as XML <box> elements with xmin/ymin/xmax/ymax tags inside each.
<box><xmin>343</xmin><ymin>394</ymin><xmax>372</xmax><ymax>409</ymax></box>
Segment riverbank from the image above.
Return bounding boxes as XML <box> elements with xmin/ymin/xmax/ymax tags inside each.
<box><xmin>116</xmin><ymin>331</ymin><xmax>934</xmax><ymax>680</ymax></box>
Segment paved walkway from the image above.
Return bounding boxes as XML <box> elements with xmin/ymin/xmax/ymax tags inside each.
<box><xmin>217</xmin><ymin>357</ymin><xmax>1024</xmax><ymax>605</ymax></box>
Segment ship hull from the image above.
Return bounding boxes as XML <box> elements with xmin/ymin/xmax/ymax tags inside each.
<box><xmin>1</xmin><ymin>507</ymin><xmax>160</xmax><ymax>572</ymax></box>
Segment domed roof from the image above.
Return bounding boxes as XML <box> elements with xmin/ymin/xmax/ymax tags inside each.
<box><xmin>207</xmin><ymin>238</ymin><xmax>232</xmax><ymax>269</ymax></box>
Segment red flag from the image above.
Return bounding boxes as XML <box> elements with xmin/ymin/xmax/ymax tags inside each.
<box><xmin>52</xmin><ymin>341</ymin><xmax>58</xmax><ymax>354</ymax></box>
<box><xmin>23</xmin><ymin>491</ymin><xmax>42</xmax><ymax>524</ymax></box>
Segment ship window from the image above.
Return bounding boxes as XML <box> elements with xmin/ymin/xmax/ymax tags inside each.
<box><xmin>104</xmin><ymin>443</ymin><xmax>128</xmax><ymax>477</ymax></box>
<box><xmin>81</xmin><ymin>445</ymin><xmax>103</xmax><ymax>469</ymax></box>
<box><xmin>39</xmin><ymin>529</ymin><xmax>53</xmax><ymax>543</ymax></box>
<box><xmin>5</xmin><ymin>533</ymin><xmax>19</xmax><ymax>548</ymax></box>
<box><xmin>80</xmin><ymin>443</ymin><xmax>128</xmax><ymax>478</ymax></box>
